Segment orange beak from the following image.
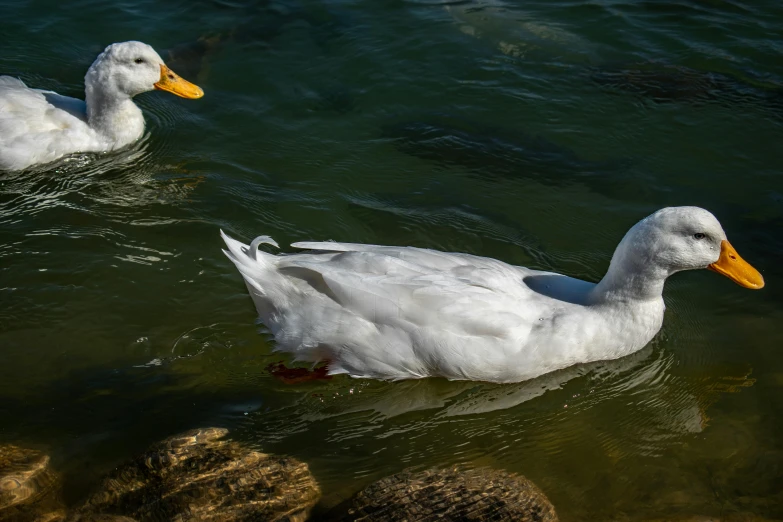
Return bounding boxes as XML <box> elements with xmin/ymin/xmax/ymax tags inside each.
<box><xmin>707</xmin><ymin>240</ymin><xmax>764</xmax><ymax>289</ymax></box>
<box><xmin>154</xmin><ymin>64</ymin><xmax>204</xmax><ymax>99</ymax></box>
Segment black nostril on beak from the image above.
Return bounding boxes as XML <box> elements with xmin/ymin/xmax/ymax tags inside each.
<box><xmin>168</xmin><ymin>74</ymin><xmax>175</xmax><ymax>80</ymax></box>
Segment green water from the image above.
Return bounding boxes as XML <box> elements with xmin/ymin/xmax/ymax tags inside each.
<box><xmin>1</xmin><ymin>0</ymin><xmax>782</xmax><ymax>519</ymax></box>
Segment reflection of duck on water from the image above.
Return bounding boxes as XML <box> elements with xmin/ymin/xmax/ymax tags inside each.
<box><xmin>296</xmin><ymin>344</ymin><xmax>662</xmax><ymax>420</ymax></box>
<box><xmin>243</xmin><ymin>341</ymin><xmax>755</xmax><ymax>469</ymax></box>
<box><xmin>296</xmin><ymin>344</ymin><xmax>752</xmax><ymax>431</ymax></box>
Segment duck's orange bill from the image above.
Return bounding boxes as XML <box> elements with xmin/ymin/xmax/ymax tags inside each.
<box><xmin>707</xmin><ymin>240</ymin><xmax>764</xmax><ymax>289</ymax></box>
<box><xmin>154</xmin><ymin>64</ymin><xmax>204</xmax><ymax>99</ymax></box>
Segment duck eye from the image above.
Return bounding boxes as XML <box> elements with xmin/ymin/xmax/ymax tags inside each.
<box><xmin>134</xmin><ymin>58</ymin><xmax>144</xmax><ymax>64</ymax></box>
<box><xmin>694</xmin><ymin>233</ymin><xmax>706</xmax><ymax>240</ymax></box>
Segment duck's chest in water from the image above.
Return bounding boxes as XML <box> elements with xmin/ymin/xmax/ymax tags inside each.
<box><xmin>512</xmin><ymin>299</ymin><xmax>666</xmax><ymax>376</ymax></box>
<box><xmin>574</xmin><ymin>299</ymin><xmax>666</xmax><ymax>361</ymax></box>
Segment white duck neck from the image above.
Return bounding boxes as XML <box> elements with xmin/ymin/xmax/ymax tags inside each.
<box><xmin>591</xmin><ymin>256</ymin><xmax>667</xmax><ymax>303</ymax></box>
<box><xmin>589</xmin><ymin>224</ymin><xmax>670</xmax><ymax>303</ymax></box>
<box><xmin>84</xmin><ymin>69</ymin><xmax>145</xmax><ymax>148</ymax></box>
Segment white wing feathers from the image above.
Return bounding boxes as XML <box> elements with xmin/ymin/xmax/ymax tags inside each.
<box><xmin>284</xmin><ymin>241</ymin><xmax>530</xmax><ymax>334</ymax></box>
<box><xmin>1</xmin><ymin>78</ymin><xmax>70</xmax><ymax>136</ymax></box>
<box><xmin>0</xmin><ymin>76</ymin><xmax>95</xmax><ymax>170</ymax></box>
<box><xmin>221</xmin><ymin>232</ymin><xmax>536</xmax><ymax>380</ymax></box>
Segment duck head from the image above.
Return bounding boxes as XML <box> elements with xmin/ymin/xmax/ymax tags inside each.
<box><xmin>85</xmin><ymin>41</ymin><xmax>204</xmax><ymax>100</ymax></box>
<box><xmin>596</xmin><ymin>207</ymin><xmax>763</xmax><ymax>301</ymax></box>
<box><xmin>635</xmin><ymin>207</ymin><xmax>763</xmax><ymax>289</ymax></box>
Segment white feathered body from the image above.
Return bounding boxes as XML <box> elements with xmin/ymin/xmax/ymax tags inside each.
<box><xmin>0</xmin><ymin>77</ymin><xmax>143</xmax><ymax>171</ymax></box>
<box><xmin>221</xmin><ymin>232</ymin><xmax>664</xmax><ymax>383</ymax></box>
<box><xmin>1</xmin><ymin>77</ymin><xmax>96</xmax><ymax>170</ymax></box>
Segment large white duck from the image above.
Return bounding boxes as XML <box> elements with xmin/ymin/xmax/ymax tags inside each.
<box><xmin>0</xmin><ymin>41</ymin><xmax>203</xmax><ymax>171</ymax></box>
<box><xmin>221</xmin><ymin>207</ymin><xmax>764</xmax><ymax>384</ymax></box>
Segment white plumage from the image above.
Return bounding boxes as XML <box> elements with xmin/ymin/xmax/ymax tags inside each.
<box><xmin>222</xmin><ymin>207</ymin><xmax>763</xmax><ymax>383</ymax></box>
<box><xmin>0</xmin><ymin>41</ymin><xmax>203</xmax><ymax>171</ymax></box>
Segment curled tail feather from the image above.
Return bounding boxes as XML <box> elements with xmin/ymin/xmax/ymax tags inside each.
<box><xmin>220</xmin><ymin>230</ymin><xmax>280</xmax><ymax>296</ymax></box>
<box><xmin>249</xmin><ymin>235</ymin><xmax>279</xmax><ymax>258</ymax></box>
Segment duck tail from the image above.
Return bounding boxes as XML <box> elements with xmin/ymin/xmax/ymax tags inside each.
<box><xmin>220</xmin><ymin>230</ymin><xmax>279</xmax><ymax>296</ymax></box>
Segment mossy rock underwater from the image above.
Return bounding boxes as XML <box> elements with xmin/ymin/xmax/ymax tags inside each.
<box><xmin>0</xmin><ymin>443</ymin><xmax>65</xmax><ymax>522</ymax></box>
<box><xmin>334</xmin><ymin>465</ymin><xmax>559</xmax><ymax>522</ymax></box>
<box><xmin>76</xmin><ymin>427</ymin><xmax>320</xmax><ymax>522</ymax></box>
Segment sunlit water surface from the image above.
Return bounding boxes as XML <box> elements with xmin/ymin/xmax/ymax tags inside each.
<box><xmin>1</xmin><ymin>0</ymin><xmax>782</xmax><ymax>520</ymax></box>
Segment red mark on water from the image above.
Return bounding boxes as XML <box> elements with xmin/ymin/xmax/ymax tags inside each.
<box><xmin>265</xmin><ymin>361</ymin><xmax>333</xmax><ymax>384</ymax></box>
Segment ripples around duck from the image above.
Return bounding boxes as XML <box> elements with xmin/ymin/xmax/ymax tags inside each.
<box><xmin>214</xmin><ymin>338</ymin><xmax>754</xmax><ymax>514</ymax></box>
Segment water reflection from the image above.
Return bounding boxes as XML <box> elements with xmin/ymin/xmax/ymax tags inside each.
<box><xmin>0</xmin><ymin>306</ymin><xmax>764</xmax><ymax>518</ymax></box>
<box><xmin>237</xmin><ymin>340</ymin><xmax>753</xmax><ymax>455</ymax></box>
<box><xmin>0</xmin><ymin>136</ymin><xmax>205</xmax><ymax>222</ymax></box>
<box><xmin>215</xmin><ymin>335</ymin><xmax>759</xmax><ymax>518</ymax></box>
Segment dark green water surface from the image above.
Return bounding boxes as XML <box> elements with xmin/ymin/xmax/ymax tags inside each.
<box><xmin>1</xmin><ymin>0</ymin><xmax>782</xmax><ymax>519</ymax></box>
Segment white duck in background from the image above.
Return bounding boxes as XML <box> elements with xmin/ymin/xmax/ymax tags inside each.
<box><xmin>0</xmin><ymin>41</ymin><xmax>203</xmax><ymax>171</ymax></box>
<box><xmin>222</xmin><ymin>207</ymin><xmax>764</xmax><ymax>384</ymax></box>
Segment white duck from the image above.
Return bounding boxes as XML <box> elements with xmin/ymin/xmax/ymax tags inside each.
<box><xmin>221</xmin><ymin>207</ymin><xmax>764</xmax><ymax>384</ymax></box>
<box><xmin>0</xmin><ymin>41</ymin><xmax>203</xmax><ymax>171</ymax></box>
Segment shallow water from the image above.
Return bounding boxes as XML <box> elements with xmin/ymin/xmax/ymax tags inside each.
<box><xmin>1</xmin><ymin>0</ymin><xmax>782</xmax><ymax>519</ymax></box>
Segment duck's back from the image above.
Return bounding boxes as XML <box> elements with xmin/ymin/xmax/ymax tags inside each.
<box><xmin>222</xmin><ymin>233</ymin><xmax>591</xmax><ymax>382</ymax></box>
<box><xmin>0</xmin><ymin>77</ymin><xmax>96</xmax><ymax>170</ymax></box>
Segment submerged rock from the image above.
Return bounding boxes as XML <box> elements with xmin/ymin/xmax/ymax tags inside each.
<box><xmin>65</xmin><ymin>514</ymin><xmax>138</xmax><ymax>522</ymax></box>
<box><xmin>589</xmin><ymin>62</ymin><xmax>783</xmax><ymax>116</ymax></box>
<box><xmin>77</xmin><ymin>427</ymin><xmax>320</xmax><ymax>522</ymax></box>
<box><xmin>163</xmin><ymin>2</ymin><xmax>349</xmax><ymax>82</ymax></box>
<box><xmin>337</xmin><ymin>466</ymin><xmax>558</xmax><ymax>522</ymax></box>
<box><xmin>591</xmin><ymin>63</ymin><xmax>741</xmax><ymax>103</ymax></box>
<box><xmin>639</xmin><ymin>515</ymin><xmax>777</xmax><ymax>522</ymax></box>
<box><xmin>381</xmin><ymin>113</ymin><xmax>634</xmax><ymax>199</ymax></box>
<box><xmin>0</xmin><ymin>444</ymin><xmax>64</xmax><ymax>522</ymax></box>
